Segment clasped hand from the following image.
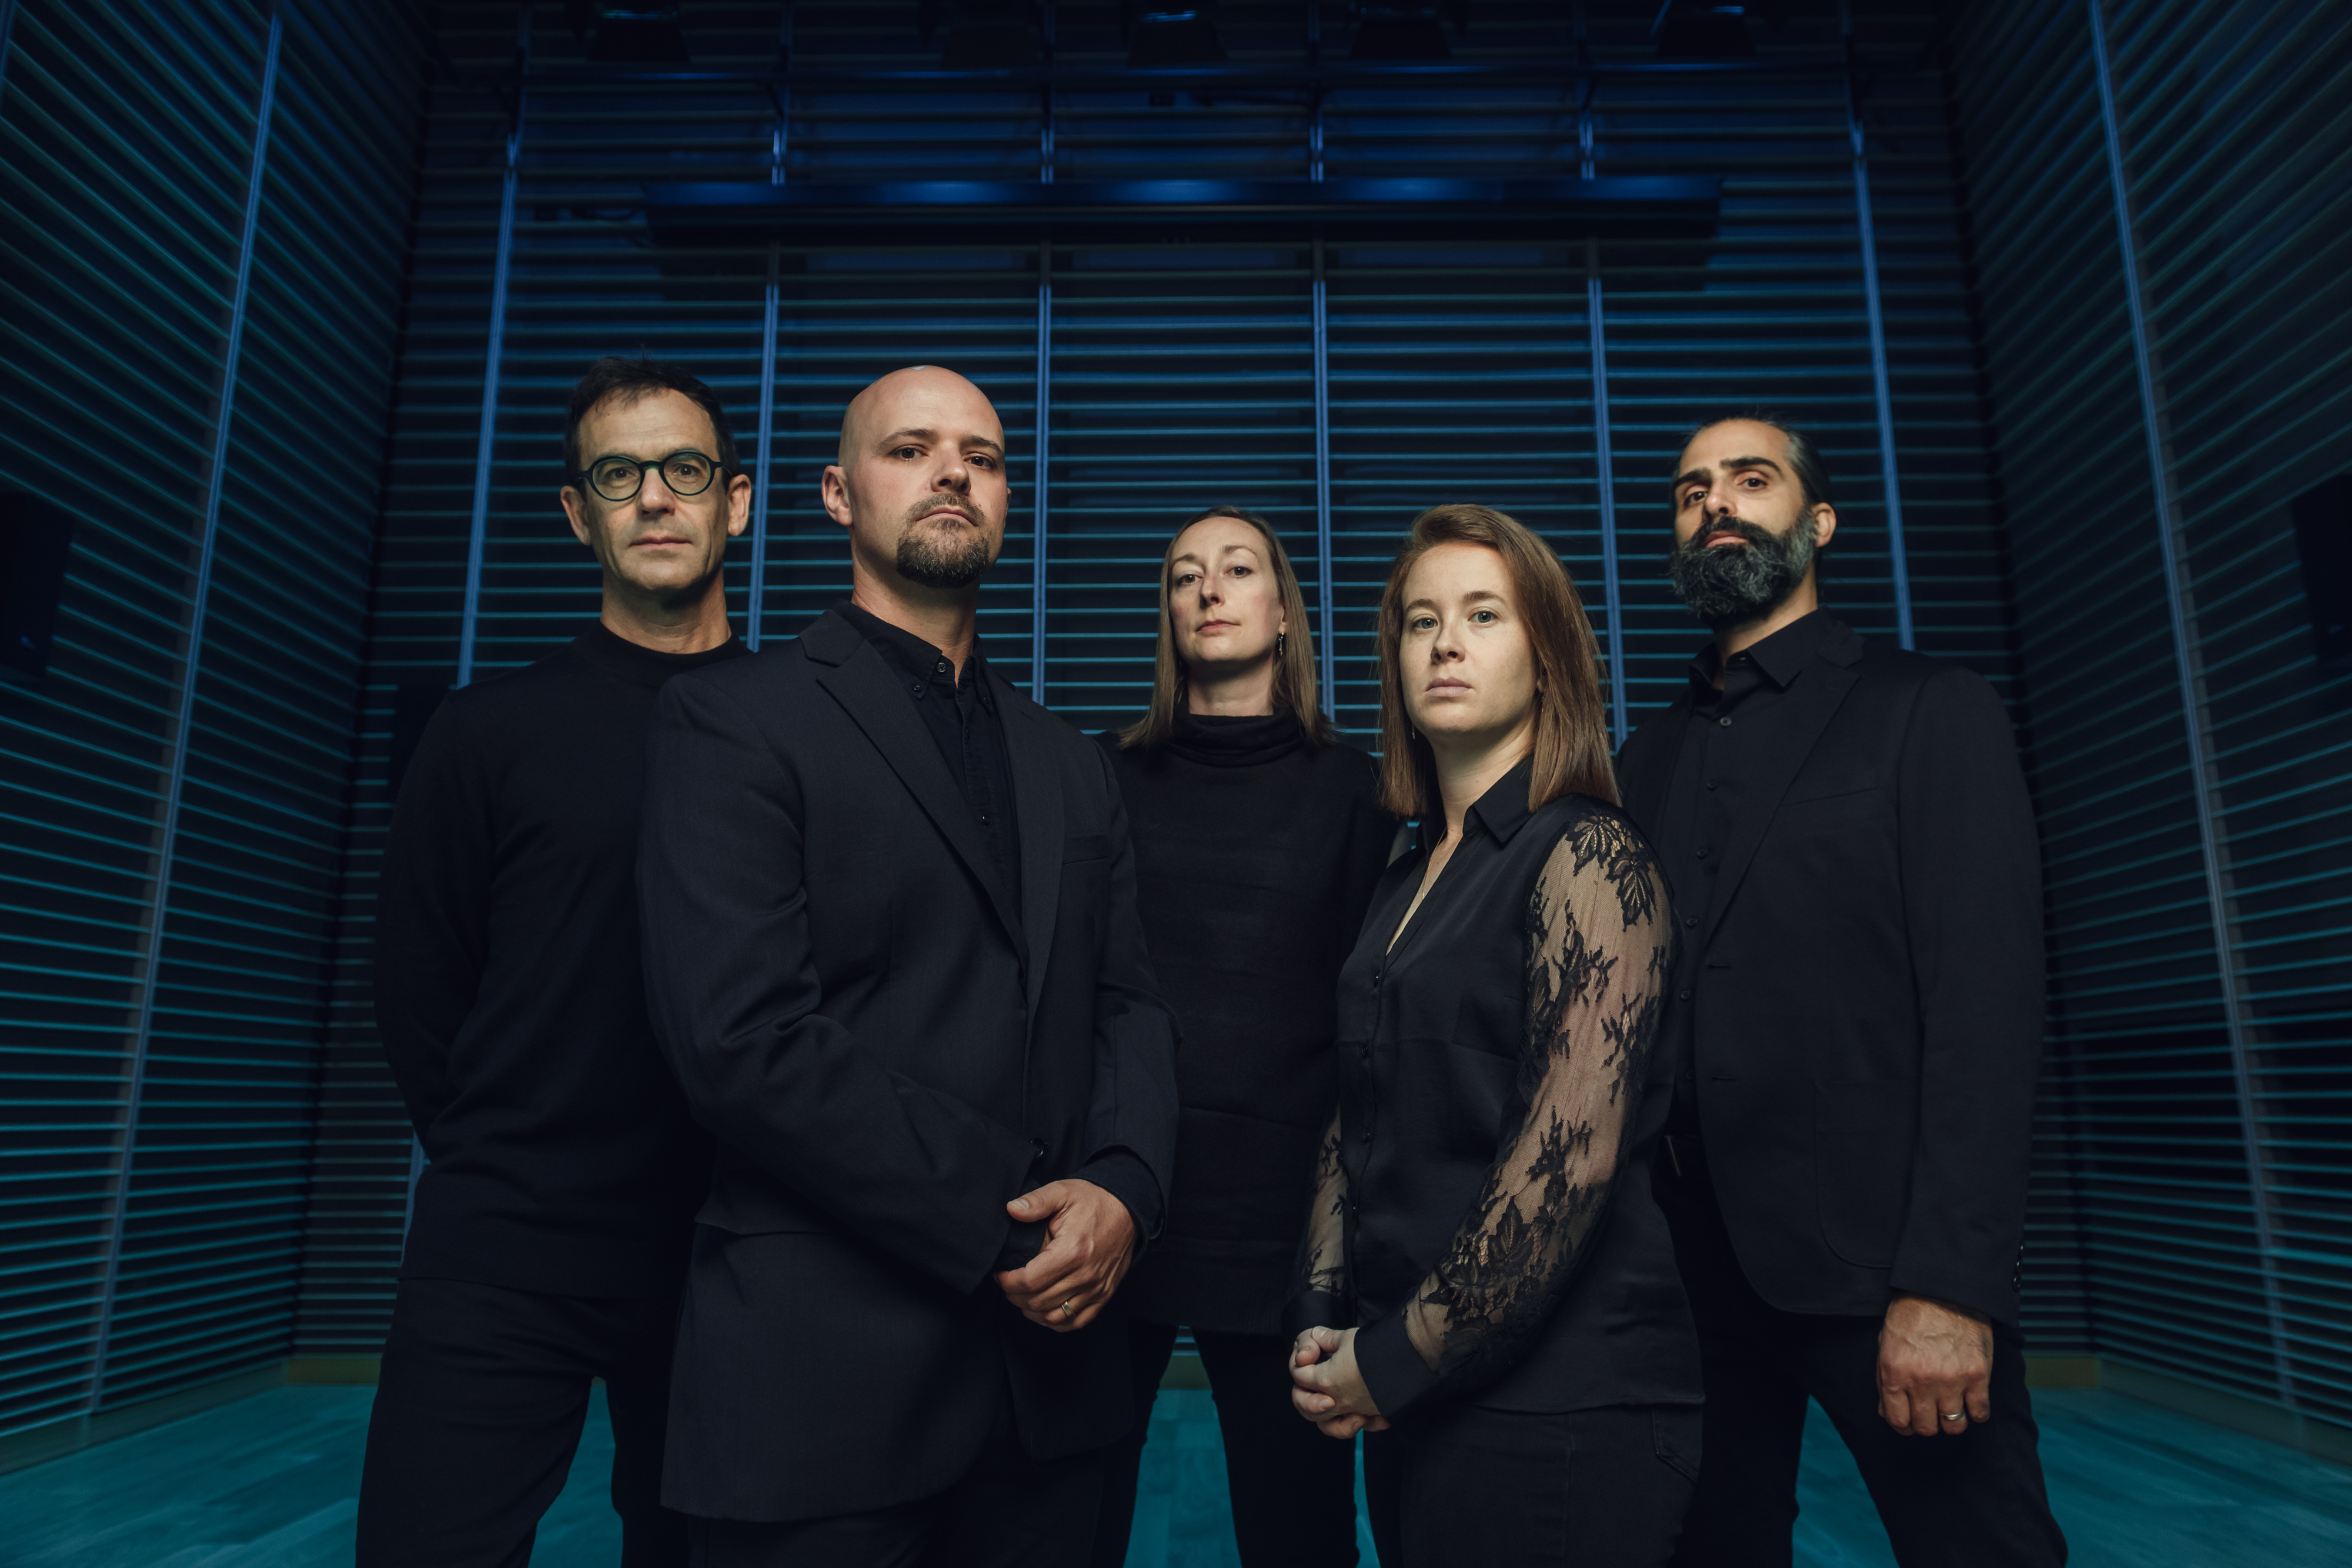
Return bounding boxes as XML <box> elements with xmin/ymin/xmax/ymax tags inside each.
<box><xmin>994</xmin><ymin>1179</ymin><xmax>1135</xmax><ymax>1333</ymax></box>
<box><xmin>1289</xmin><ymin>1325</ymin><xmax>1389</xmax><ymax>1440</ymax></box>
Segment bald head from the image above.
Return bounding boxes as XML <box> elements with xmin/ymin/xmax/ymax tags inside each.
<box><xmin>837</xmin><ymin>366</ymin><xmax>1003</xmax><ymax>468</ymax></box>
<box><xmin>821</xmin><ymin>365</ymin><xmax>1011</xmax><ymax>604</ymax></box>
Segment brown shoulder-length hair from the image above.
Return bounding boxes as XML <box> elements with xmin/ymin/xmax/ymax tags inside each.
<box><xmin>1376</xmin><ymin>504</ymin><xmax>1619</xmax><ymax>827</ymax></box>
<box><xmin>1115</xmin><ymin>506</ymin><xmax>1336</xmax><ymax>751</ymax></box>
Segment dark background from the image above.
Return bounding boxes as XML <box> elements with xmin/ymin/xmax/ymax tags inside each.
<box><xmin>0</xmin><ymin>0</ymin><xmax>2345</xmax><ymax>1456</ymax></box>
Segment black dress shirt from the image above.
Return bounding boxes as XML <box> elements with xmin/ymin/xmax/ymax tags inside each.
<box><xmin>1652</xmin><ymin>609</ymin><xmax>1835</xmax><ymax>1120</ymax></box>
<box><xmin>1289</xmin><ymin>760</ymin><xmax>1700</xmax><ymax>1418</ymax></box>
<box><xmin>837</xmin><ymin>601</ymin><xmax>1021</xmax><ymax>912</ymax></box>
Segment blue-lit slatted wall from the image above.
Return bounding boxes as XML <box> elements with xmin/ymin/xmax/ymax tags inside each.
<box><xmin>0</xmin><ymin>0</ymin><xmax>421</xmax><ymax>1436</ymax></box>
<box><xmin>295</xmin><ymin>0</ymin><xmax>2023</xmax><ymax>1354</ymax></box>
<box><xmin>1952</xmin><ymin>0</ymin><xmax>2351</xmax><ymax>1426</ymax></box>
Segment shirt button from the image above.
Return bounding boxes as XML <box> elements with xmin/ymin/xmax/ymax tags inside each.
<box><xmin>1678</xmin><ymin>988</ymin><xmax>1692</xmax><ymax>1002</ymax></box>
<box><xmin>1361</xmin><ymin>1129</ymin><xmax>1372</xmax><ymax>1144</ymax></box>
<box><xmin>936</xmin><ymin>660</ymin><xmax>950</xmax><ymax>675</ymax></box>
<box><xmin>1696</xmin><ymin>846</ymin><xmax>1710</xmax><ymax>858</ymax></box>
<box><xmin>978</xmin><ymin>813</ymin><xmax>990</xmax><ymax>825</ymax></box>
<box><xmin>1683</xmin><ymin>915</ymin><xmax>1698</xmax><ymax>928</ymax></box>
<box><xmin>1718</xmin><ymin>716</ymin><xmax>1732</xmax><ymax>728</ymax></box>
<box><xmin>1705</xmin><ymin>780</ymin><xmax>1719</xmax><ymax>791</ymax></box>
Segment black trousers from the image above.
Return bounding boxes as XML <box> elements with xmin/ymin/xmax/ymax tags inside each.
<box><xmin>1362</xmin><ymin>1401</ymin><xmax>1699</xmax><ymax>1567</ymax></box>
<box><xmin>1653</xmin><ymin>1152</ymin><xmax>2068</xmax><ymax>1567</ymax></box>
<box><xmin>1093</xmin><ymin>1320</ymin><xmax>1361</xmax><ymax>1567</ymax></box>
<box><xmin>357</xmin><ymin>1276</ymin><xmax>688</xmax><ymax>1568</ymax></box>
<box><xmin>688</xmin><ymin>1375</ymin><xmax>1104</xmax><ymax>1568</ymax></box>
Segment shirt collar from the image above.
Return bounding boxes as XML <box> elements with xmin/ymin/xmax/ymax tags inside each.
<box><xmin>836</xmin><ymin>600</ymin><xmax>995</xmax><ymax>707</ymax></box>
<box><xmin>1464</xmin><ymin>753</ymin><xmax>1539</xmax><ymax>845</ymax></box>
<box><xmin>1685</xmin><ymin>607</ymin><xmax>1836</xmax><ymax>699</ymax></box>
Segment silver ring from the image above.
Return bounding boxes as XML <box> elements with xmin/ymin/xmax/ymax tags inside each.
<box><xmin>1060</xmin><ymin>1299</ymin><xmax>1076</xmax><ymax>1322</ymax></box>
<box><xmin>1941</xmin><ymin>1412</ymin><xmax>1965</xmax><ymax>1422</ymax></box>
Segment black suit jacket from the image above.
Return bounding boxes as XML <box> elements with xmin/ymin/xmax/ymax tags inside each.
<box><xmin>637</xmin><ymin>609</ymin><xmax>1180</xmax><ymax>1522</ymax></box>
<box><xmin>1618</xmin><ymin>619</ymin><xmax>2043</xmax><ymax>1326</ymax></box>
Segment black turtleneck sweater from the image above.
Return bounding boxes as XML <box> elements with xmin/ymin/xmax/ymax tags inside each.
<box><xmin>377</xmin><ymin>622</ymin><xmax>750</xmax><ymax>1297</ymax></box>
<box><xmin>1097</xmin><ymin>710</ymin><xmax>1396</xmax><ymax>1333</ymax></box>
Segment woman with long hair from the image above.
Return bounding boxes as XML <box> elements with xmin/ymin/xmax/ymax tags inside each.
<box><xmin>1091</xmin><ymin>506</ymin><xmax>1398</xmax><ymax>1568</ymax></box>
<box><xmin>1287</xmin><ymin>505</ymin><xmax>1702</xmax><ymax>1565</ymax></box>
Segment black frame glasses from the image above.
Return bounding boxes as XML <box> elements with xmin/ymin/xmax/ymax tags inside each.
<box><xmin>576</xmin><ymin>449</ymin><xmax>721</xmax><ymax>503</ymax></box>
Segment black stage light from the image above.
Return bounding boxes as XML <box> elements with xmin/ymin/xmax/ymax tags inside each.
<box><xmin>1351</xmin><ymin>5</ymin><xmax>1454</xmax><ymax>61</ymax></box>
<box><xmin>2290</xmin><ymin>475</ymin><xmax>2352</xmax><ymax>664</ymax></box>
<box><xmin>0</xmin><ymin>494</ymin><xmax>71</xmax><ymax>683</ymax></box>
<box><xmin>1652</xmin><ymin>2</ymin><xmax>1755</xmax><ymax>58</ymax></box>
<box><xmin>936</xmin><ymin>0</ymin><xmax>1045</xmax><ymax>69</ymax></box>
<box><xmin>1128</xmin><ymin>8</ymin><xmax>1227</xmax><ymax>69</ymax></box>
<box><xmin>586</xmin><ymin>5</ymin><xmax>691</xmax><ymax>64</ymax></box>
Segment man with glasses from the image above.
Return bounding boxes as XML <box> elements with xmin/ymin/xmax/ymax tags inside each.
<box><xmin>358</xmin><ymin>357</ymin><xmax>750</xmax><ymax>1566</ymax></box>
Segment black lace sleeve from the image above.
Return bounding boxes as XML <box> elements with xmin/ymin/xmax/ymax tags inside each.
<box><xmin>1283</xmin><ymin>1105</ymin><xmax>1352</xmax><ymax>1339</ymax></box>
<box><xmin>1382</xmin><ymin>810</ymin><xmax>1670</xmax><ymax>1402</ymax></box>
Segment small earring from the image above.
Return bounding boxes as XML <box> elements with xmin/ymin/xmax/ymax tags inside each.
<box><xmin>1275</xmin><ymin>631</ymin><xmax>1288</xmax><ymax>657</ymax></box>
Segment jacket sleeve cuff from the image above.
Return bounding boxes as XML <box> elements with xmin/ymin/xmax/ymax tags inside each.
<box><xmin>993</xmin><ymin>1217</ymin><xmax>1048</xmax><ymax>1273</ymax></box>
<box><xmin>1354</xmin><ymin>1311</ymin><xmax>1439</xmax><ymax>1422</ymax></box>
<box><xmin>1078</xmin><ymin>1148</ymin><xmax>1164</xmax><ymax>1243</ymax></box>
<box><xmin>1888</xmin><ymin>1263</ymin><xmax>2015</xmax><ymax>1329</ymax></box>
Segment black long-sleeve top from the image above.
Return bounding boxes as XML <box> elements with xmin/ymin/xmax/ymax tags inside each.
<box><xmin>375</xmin><ymin>623</ymin><xmax>747</xmax><ymax>1296</ymax></box>
<box><xmin>1289</xmin><ymin>760</ymin><xmax>1702</xmax><ymax>1418</ymax></box>
<box><xmin>1097</xmin><ymin>711</ymin><xmax>1395</xmax><ymax>1333</ymax></box>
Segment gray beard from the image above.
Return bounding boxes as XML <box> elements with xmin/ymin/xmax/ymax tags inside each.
<box><xmin>1666</xmin><ymin>516</ymin><xmax>1816</xmax><ymax>628</ymax></box>
<box><xmin>897</xmin><ymin>514</ymin><xmax>994</xmax><ymax>589</ymax></box>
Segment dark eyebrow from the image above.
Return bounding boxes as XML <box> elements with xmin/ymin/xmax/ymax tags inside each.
<box><xmin>1673</xmin><ymin>456</ymin><xmax>1785</xmax><ymax>493</ymax></box>
<box><xmin>1402</xmin><ymin>589</ymin><xmax>1505</xmax><ymax>614</ymax></box>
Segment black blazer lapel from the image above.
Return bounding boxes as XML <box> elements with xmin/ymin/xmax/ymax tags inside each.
<box><xmin>1699</xmin><ymin>646</ymin><xmax>1861</xmax><ymax>952</ymax></box>
<box><xmin>1619</xmin><ymin>696</ymin><xmax>1694</xmax><ymax>830</ymax></box>
<box><xmin>1001</xmin><ymin>686</ymin><xmax>1064</xmax><ymax>1026</ymax></box>
<box><xmin>806</xmin><ymin>617</ymin><xmax>1026</xmax><ymax>957</ymax></box>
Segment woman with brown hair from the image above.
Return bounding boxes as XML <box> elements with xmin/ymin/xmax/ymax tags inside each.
<box><xmin>1090</xmin><ymin>506</ymin><xmax>1397</xmax><ymax>1568</ymax></box>
<box><xmin>1286</xmin><ymin>505</ymin><xmax>1702</xmax><ymax>1565</ymax></box>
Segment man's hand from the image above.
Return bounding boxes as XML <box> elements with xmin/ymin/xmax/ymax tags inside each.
<box><xmin>1289</xmin><ymin>1325</ymin><xmax>1391</xmax><ymax>1440</ymax></box>
<box><xmin>995</xmin><ymin>1179</ymin><xmax>1136</xmax><ymax>1333</ymax></box>
<box><xmin>1877</xmin><ymin>1293</ymin><xmax>1993</xmax><ymax>1436</ymax></box>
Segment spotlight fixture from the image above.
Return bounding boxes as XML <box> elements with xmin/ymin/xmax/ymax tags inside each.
<box><xmin>1651</xmin><ymin>2</ymin><xmax>1755</xmax><ymax>59</ymax></box>
<box><xmin>928</xmin><ymin>0</ymin><xmax>1045</xmax><ymax>70</ymax></box>
<box><xmin>1349</xmin><ymin>4</ymin><xmax>1461</xmax><ymax>62</ymax></box>
<box><xmin>584</xmin><ymin>4</ymin><xmax>690</xmax><ymax>64</ymax></box>
<box><xmin>1127</xmin><ymin>6</ymin><xmax>1227</xmax><ymax>69</ymax></box>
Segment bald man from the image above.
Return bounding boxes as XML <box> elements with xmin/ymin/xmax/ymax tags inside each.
<box><xmin>636</xmin><ymin>367</ymin><xmax>1179</xmax><ymax>1566</ymax></box>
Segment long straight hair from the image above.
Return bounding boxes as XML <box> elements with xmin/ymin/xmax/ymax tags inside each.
<box><xmin>1116</xmin><ymin>506</ymin><xmax>1335</xmax><ymax>751</ymax></box>
<box><xmin>1375</xmin><ymin>504</ymin><xmax>1619</xmax><ymax>828</ymax></box>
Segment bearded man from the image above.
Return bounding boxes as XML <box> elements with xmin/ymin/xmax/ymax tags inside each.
<box><xmin>635</xmin><ymin>366</ymin><xmax>1178</xmax><ymax>1566</ymax></box>
<box><xmin>1616</xmin><ymin>414</ymin><xmax>2067</xmax><ymax>1567</ymax></box>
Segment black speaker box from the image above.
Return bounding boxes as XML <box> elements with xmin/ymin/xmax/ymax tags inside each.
<box><xmin>2289</xmin><ymin>476</ymin><xmax>2352</xmax><ymax>664</ymax></box>
<box><xmin>0</xmin><ymin>494</ymin><xmax>72</xmax><ymax>682</ymax></box>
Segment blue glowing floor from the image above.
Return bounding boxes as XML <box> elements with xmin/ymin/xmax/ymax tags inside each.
<box><xmin>5</xmin><ymin>1380</ymin><xmax>2350</xmax><ymax>1566</ymax></box>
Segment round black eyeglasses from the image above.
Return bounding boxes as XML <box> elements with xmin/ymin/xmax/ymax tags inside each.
<box><xmin>577</xmin><ymin>449</ymin><xmax>719</xmax><ymax>503</ymax></box>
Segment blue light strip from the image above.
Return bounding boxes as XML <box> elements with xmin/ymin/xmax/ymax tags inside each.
<box><xmin>1312</xmin><ymin>236</ymin><xmax>1335</xmax><ymax>718</ymax></box>
<box><xmin>456</xmin><ymin>9</ymin><xmax>529</xmax><ymax>688</ymax></box>
<box><xmin>2087</xmin><ymin>0</ymin><xmax>2293</xmax><ymax>1409</ymax></box>
<box><xmin>1031</xmin><ymin>238</ymin><xmax>1051</xmax><ymax>697</ymax></box>
<box><xmin>749</xmin><ymin>242</ymin><xmax>779</xmax><ymax>651</ymax></box>
<box><xmin>89</xmin><ymin>8</ymin><xmax>284</xmax><ymax>1413</ymax></box>
<box><xmin>1588</xmin><ymin>250</ymin><xmax>1627</xmax><ymax>748</ymax></box>
<box><xmin>1847</xmin><ymin>78</ymin><xmax>1914</xmax><ymax>650</ymax></box>
<box><xmin>0</xmin><ymin>0</ymin><xmax>18</xmax><ymax>106</ymax></box>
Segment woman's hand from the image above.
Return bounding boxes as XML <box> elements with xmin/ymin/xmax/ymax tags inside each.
<box><xmin>1289</xmin><ymin>1325</ymin><xmax>1391</xmax><ymax>1439</ymax></box>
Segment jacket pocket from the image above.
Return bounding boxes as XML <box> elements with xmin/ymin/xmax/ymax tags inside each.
<box><xmin>1812</xmin><ymin>1079</ymin><xmax>1916</xmax><ymax>1268</ymax></box>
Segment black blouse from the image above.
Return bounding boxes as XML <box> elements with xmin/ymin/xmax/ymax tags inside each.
<box><xmin>1289</xmin><ymin>758</ymin><xmax>1703</xmax><ymax>1418</ymax></box>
